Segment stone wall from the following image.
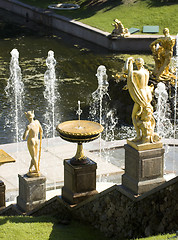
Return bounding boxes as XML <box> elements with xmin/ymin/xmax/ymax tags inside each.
<box><xmin>28</xmin><ymin>196</ymin><xmax>71</xmax><ymax>221</ymax></box>
<box><xmin>1</xmin><ymin>177</ymin><xmax>178</xmax><ymax>239</ymax></box>
<box><xmin>73</xmin><ymin>177</ymin><xmax>178</xmax><ymax>239</ymax></box>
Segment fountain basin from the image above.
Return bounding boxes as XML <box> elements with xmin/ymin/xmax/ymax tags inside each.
<box><xmin>56</xmin><ymin>120</ymin><xmax>104</xmax><ymax>143</ymax></box>
<box><xmin>56</xmin><ymin>120</ymin><xmax>103</xmax><ymax>165</ymax></box>
<box><xmin>48</xmin><ymin>3</ymin><xmax>80</xmax><ymax>10</ymax></box>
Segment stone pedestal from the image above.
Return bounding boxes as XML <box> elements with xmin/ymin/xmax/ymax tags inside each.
<box><xmin>0</xmin><ymin>180</ymin><xmax>5</xmax><ymax>208</ymax></box>
<box><xmin>62</xmin><ymin>159</ymin><xmax>98</xmax><ymax>204</ymax></box>
<box><xmin>122</xmin><ymin>144</ymin><xmax>165</xmax><ymax>195</ymax></box>
<box><xmin>17</xmin><ymin>174</ymin><xmax>46</xmax><ymax>212</ymax></box>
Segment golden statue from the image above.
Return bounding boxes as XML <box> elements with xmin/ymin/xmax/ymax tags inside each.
<box><xmin>124</xmin><ymin>57</ymin><xmax>160</xmax><ymax>144</ymax></box>
<box><xmin>23</xmin><ymin>110</ymin><xmax>43</xmax><ymax>177</ymax></box>
<box><xmin>150</xmin><ymin>28</ymin><xmax>175</xmax><ymax>82</ymax></box>
<box><xmin>111</xmin><ymin>19</ymin><xmax>130</xmax><ymax>38</ymax></box>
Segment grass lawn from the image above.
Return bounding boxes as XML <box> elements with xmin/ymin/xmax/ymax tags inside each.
<box><xmin>0</xmin><ymin>216</ymin><xmax>176</xmax><ymax>240</ymax></box>
<box><xmin>135</xmin><ymin>233</ymin><xmax>176</xmax><ymax>239</ymax></box>
<box><xmin>19</xmin><ymin>0</ymin><xmax>178</xmax><ymax>35</ymax></box>
<box><xmin>0</xmin><ymin>216</ymin><xmax>109</xmax><ymax>240</ymax></box>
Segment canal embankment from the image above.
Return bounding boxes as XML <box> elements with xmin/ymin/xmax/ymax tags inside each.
<box><xmin>0</xmin><ymin>0</ymin><xmax>170</xmax><ymax>52</ymax></box>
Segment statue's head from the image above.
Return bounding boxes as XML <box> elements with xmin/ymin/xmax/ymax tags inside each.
<box><xmin>135</xmin><ymin>58</ymin><xmax>144</xmax><ymax>69</ymax></box>
<box><xmin>163</xmin><ymin>28</ymin><xmax>169</xmax><ymax>36</ymax></box>
<box><xmin>25</xmin><ymin>110</ymin><xmax>35</xmax><ymax>120</ymax></box>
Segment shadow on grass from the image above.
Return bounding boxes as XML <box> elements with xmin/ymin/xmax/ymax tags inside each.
<box><xmin>143</xmin><ymin>0</ymin><xmax>177</xmax><ymax>7</ymax></box>
<box><xmin>79</xmin><ymin>0</ymin><xmax>123</xmax><ymax>11</ymax></box>
<box><xmin>49</xmin><ymin>220</ymin><xmax>109</xmax><ymax>240</ymax></box>
<box><xmin>50</xmin><ymin>0</ymin><xmax>123</xmax><ymax>21</ymax></box>
<box><xmin>0</xmin><ymin>216</ymin><xmax>109</xmax><ymax>240</ymax></box>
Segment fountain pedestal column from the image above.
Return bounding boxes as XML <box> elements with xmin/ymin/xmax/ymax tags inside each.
<box><xmin>17</xmin><ymin>174</ymin><xmax>46</xmax><ymax>212</ymax></box>
<box><xmin>0</xmin><ymin>181</ymin><xmax>5</xmax><ymax>208</ymax></box>
<box><xmin>62</xmin><ymin>159</ymin><xmax>97</xmax><ymax>204</ymax></box>
<box><xmin>56</xmin><ymin>120</ymin><xmax>104</xmax><ymax>205</ymax></box>
<box><xmin>122</xmin><ymin>142</ymin><xmax>165</xmax><ymax>195</ymax></box>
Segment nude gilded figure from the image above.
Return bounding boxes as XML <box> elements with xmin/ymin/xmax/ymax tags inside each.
<box><xmin>23</xmin><ymin>110</ymin><xmax>43</xmax><ymax>177</ymax></box>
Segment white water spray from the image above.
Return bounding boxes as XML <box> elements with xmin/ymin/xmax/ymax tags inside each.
<box><xmin>173</xmin><ymin>34</ymin><xmax>178</xmax><ymax>173</ymax></box>
<box><xmin>90</xmin><ymin>65</ymin><xmax>109</xmax><ymax>124</ymax></box>
<box><xmin>43</xmin><ymin>50</ymin><xmax>59</xmax><ymax>138</ymax></box>
<box><xmin>154</xmin><ymin>82</ymin><xmax>173</xmax><ymax>138</ymax></box>
<box><xmin>5</xmin><ymin>49</ymin><xmax>24</xmax><ymax>143</ymax></box>
<box><xmin>89</xmin><ymin>65</ymin><xmax>118</xmax><ymax>166</ymax></box>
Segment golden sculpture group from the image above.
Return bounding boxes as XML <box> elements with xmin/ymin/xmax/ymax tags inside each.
<box><xmin>111</xmin><ymin>19</ymin><xmax>130</xmax><ymax>38</ymax></box>
<box><xmin>150</xmin><ymin>28</ymin><xmax>175</xmax><ymax>82</ymax></box>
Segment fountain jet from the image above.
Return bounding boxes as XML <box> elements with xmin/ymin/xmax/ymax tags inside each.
<box><xmin>5</xmin><ymin>49</ymin><xmax>24</xmax><ymax>143</ymax></box>
<box><xmin>43</xmin><ymin>50</ymin><xmax>59</xmax><ymax>138</ymax></box>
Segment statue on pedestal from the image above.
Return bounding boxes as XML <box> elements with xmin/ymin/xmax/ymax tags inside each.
<box><xmin>111</xmin><ymin>19</ymin><xmax>130</xmax><ymax>39</ymax></box>
<box><xmin>23</xmin><ymin>110</ymin><xmax>43</xmax><ymax>177</ymax></box>
<box><xmin>150</xmin><ymin>28</ymin><xmax>175</xmax><ymax>82</ymax></box>
<box><xmin>124</xmin><ymin>57</ymin><xmax>160</xmax><ymax>144</ymax></box>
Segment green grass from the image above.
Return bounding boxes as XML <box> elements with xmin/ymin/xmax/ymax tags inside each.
<box><xmin>0</xmin><ymin>216</ymin><xmax>108</xmax><ymax>240</ymax></box>
<box><xmin>19</xmin><ymin>0</ymin><xmax>178</xmax><ymax>34</ymax></box>
<box><xmin>135</xmin><ymin>233</ymin><xmax>176</xmax><ymax>239</ymax></box>
<box><xmin>0</xmin><ymin>216</ymin><xmax>176</xmax><ymax>239</ymax></box>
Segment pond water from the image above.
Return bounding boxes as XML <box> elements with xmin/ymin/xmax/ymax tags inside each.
<box><xmin>0</xmin><ymin>10</ymin><xmax>127</xmax><ymax>144</ymax></box>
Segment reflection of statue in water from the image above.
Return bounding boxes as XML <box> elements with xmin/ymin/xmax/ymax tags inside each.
<box><xmin>124</xmin><ymin>57</ymin><xmax>160</xmax><ymax>143</ymax></box>
<box><xmin>111</xmin><ymin>19</ymin><xmax>130</xmax><ymax>38</ymax></box>
<box><xmin>23</xmin><ymin>111</ymin><xmax>43</xmax><ymax>177</ymax></box>
<box><xmin>150</xmin><ymin>28</ymin><xmax>175</xmax><ymax>81</ymax></box>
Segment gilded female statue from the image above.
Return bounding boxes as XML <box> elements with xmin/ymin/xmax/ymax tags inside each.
<box><xmin>124</xmin><ymin>57</ymin><xmax>160</xmax><ymax>143</ymax></box>
<box><xmin>23</xmin><ymin>111</ymin><xmax>43</xmax><ymax>177</ymax></box>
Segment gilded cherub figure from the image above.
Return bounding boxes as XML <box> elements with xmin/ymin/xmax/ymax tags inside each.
<box><xmin>124</xmin><ymin>57</ymin><xmax>160</xmax><ymax>144</ymax></box>
<box><xmin>23</xmin><ymin>110</ymin><xmax>43</xmax><ymax>177</ymax></box>
<box><xmin>150</xmin><ymin>28</ymin><xmax>175</xmax><ymax>81</ymax></box>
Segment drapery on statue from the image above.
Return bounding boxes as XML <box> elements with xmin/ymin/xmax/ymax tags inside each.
<box><xmin>124</xmin><ymin>57</ymin><xmax>160</xmax><ymax>144</ymax></box>
<box><xmin>111</xmin><ymin>19</ymin><xmax>130</xmax><ymax>38</ymax></box>
<box><xmin>23</xmin><ymin>110</ymin><xmax>43</xmax><ymax>177</ymax></box>
<box><xmin>150</xmin><ymin>28</ymin><xmax>175</xmax><ymax>82</ymax></box>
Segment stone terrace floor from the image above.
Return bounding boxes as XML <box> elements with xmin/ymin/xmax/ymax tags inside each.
<box><xmin>0</xmin><ymin>137</ymin><xmax>178</xmax><ymax>204</ymax></box>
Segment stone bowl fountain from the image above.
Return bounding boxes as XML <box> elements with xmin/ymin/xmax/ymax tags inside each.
<box><xmin>56</xmin><ymin>120</ymin><xmax>103</xmax><ymax>165</ymax></box>
<box><xmin>48</xmin><ymin>3</ymin><xmax>80</xmax><ymax>10</ymax></box>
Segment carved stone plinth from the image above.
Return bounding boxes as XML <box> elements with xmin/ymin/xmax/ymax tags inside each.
<box><xmin>0</xmin><ymin>180</ymin><xmax>5</xmax><ymax>208</ymax></box>
<box><xmin>17</xmin><ymin>174</ymin><xmax>46</xmax><ymax>212</ymax></box>
<box><xmin>122</xmin><ymin>144</ymin><xmax>165</xmax><ymax>195</ymax></box>
<box><xmin>62</xmin><ymin>159</ymin><xmax>98</xmax><ymax>204</ymax></box>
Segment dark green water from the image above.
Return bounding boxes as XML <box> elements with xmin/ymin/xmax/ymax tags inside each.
<box><xmin>0</xmin><ymin>11</ymin><xmax>125</xmax><ymax>144</ymax></box>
